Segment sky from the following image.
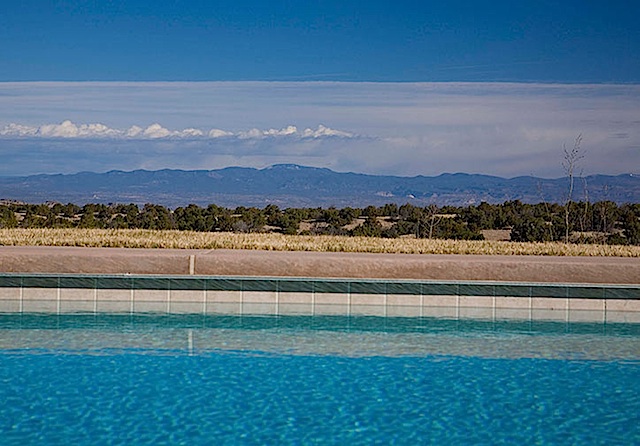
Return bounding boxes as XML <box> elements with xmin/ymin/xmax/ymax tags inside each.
<box><xmin>0</xmin><ymin>1</ymin><xmax>638</xmax><ymax>178</ymax></box>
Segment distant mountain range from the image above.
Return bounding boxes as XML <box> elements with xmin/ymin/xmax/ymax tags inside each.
<box><xmin>1</xmin><ymin>164</ymin><xmax>638</xmax><ymax>207</ymax></box>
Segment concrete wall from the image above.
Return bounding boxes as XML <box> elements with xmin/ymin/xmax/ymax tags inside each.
<box><xmin>1</xmin><ymin>273</ymin><xmax>638</xmax><ymax>322</ymax></box>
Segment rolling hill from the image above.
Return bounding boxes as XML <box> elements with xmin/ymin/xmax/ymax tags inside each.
<box><xmin>1</xmin><ymin>164</ymin><xmax>638</xmax><ymax>207</ymax></box>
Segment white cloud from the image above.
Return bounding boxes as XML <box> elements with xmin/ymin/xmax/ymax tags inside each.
<box><xmin>29</xmin><ymin>120</ymin><xmax>122</xmax><ymax>138</ymax></box>
<box><xmin>36</xmin><ymin>120</ymin><xmax>78</xmax><ymax>137</ymax></box>
<box><xmin>238</xmin><ymin>128</ymin><xmax>264</xmax><ymax>139</ymax></box>
<box><xmin>208</xmin><ymin>128</ymin><xmax>233</xmax><ymax>138</ymax></box>
<box><xmin>264</xmin><ymin>125</ymin><xmax>298</xmax><ymax>137</ymax></box>
<box><xmin>302</xmin><ymin>124</ymin><xmax>353</xmax><ymax>138</ymax></box>
<box><xmin>0</xmin><ymin>123</ymin><xmax>37</xmax><ymax>137</ymax></box>
<box><xmin>0</xmin><ymin>120</ymin><xmax>356</xmax><ymax>141</ymax></box>
<box><xmin>142</xmin><ymin>123</ymin><xmax>172</xmax><ymax>138</ymax></box>
<box><xmin>235</xmin><ymin>125</ymin><xmax>353</xmax><ymax>139</ymax></box>
<box><xmin>181</xmin><ymin>128</ymin><xmax>204</xmax><ymax>137</ymax></box>
<box><xmin>126</xmin><ymin>125</ymin><xmax>144</xmax><ymax>137</ymax></box>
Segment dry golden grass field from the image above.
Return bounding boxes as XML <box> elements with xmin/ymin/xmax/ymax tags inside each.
<box><xmin>0</xmin><ymin>228</ymin><xmax>639</xmax><ymax>257</ymax></box>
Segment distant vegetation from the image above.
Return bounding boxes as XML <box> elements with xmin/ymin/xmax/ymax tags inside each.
<box><xmin>2</xmin><ymin>229</ymin><xmax>640</xmax><ymax>257</ymax></box>
<box><xmin>1</xmin><ymin>200</ymin><xmax>639</xmax><ymax>246</ymax></box>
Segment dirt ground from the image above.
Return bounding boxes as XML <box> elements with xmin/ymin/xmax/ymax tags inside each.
<box><xmin>0</xmin><ymin>246</ymin><xmax>638</xmax><ymax>284</ymax></box>
<box><xmin>481</xmin><ymin>229</ymin><xmax>511</xmax><ymax>241</ymax></box>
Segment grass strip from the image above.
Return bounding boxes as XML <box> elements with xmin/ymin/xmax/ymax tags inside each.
<box><xmin>0</xmin><ymin>228</ymin><xmax>639</xmax><ymax>256</ymax></box>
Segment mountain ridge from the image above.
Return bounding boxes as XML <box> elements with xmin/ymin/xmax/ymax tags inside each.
<box><xmin>0</xmin><ymin>165</ymin><xmax>637</xmax><ymax>208</ymax></box>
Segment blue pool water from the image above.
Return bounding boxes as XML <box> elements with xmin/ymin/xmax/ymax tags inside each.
<box><xmin>1</xmin><ymin>315</ymin><xmax>639</xmax><ymax>445</ymax></box>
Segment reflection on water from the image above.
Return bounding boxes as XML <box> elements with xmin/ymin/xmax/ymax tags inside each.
<box><xmin>1</xmin><ymin>314</ymin><xmax>639</xmax><ymax>360</ymax></box>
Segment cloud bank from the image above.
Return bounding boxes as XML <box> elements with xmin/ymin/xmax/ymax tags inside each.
<box><xmin>0</xmin><ymin>82</ymin><xmax>638</xmax><ymax>178</ymax></box>
<box><xmin>0</xmin><ymin>120</ymin><xmax>355</xmax><ymax>140</ymax></box>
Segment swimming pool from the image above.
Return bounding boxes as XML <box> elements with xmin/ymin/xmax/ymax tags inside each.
<box><xmin>1</xmin><ymin>314</ymin><xmax>639</xmax><ymax>445</ymax></box>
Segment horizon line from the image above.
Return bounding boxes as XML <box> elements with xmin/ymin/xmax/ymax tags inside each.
<box><xmin>0</xmin><ymin>165</ymin><xmax>635</xmax><ymax>181</ymax></box>
<box><xmin>1</xmin><ymin>80</ymin><xmax>640</xmax><ymax>87</ymax></box>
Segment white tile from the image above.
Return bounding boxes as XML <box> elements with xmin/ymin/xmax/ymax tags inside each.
<box><xmin>171</xmin><ymin>290</ymin><xmax>206</xmax><ymax>303</ymax></box>
<box><xmin>569</xmin><ymin>299</ymin><xmax>604</xmax><ymax>311</ymax></box>
<box><xmin>22</xmin><ymin>288</ymin><xmax>57</xmax><ymax>300</ymax></box>
<box><xmin>242</xmin><ymin>291</ymin><xmax>277</xmax><ymax>304</ymax></box>
<box><xmin>97</xmin><ymin>300</ymin><xmax>132</xmax><ymax>313</ymax></box>
<box><xmin>207</xmin><ymin>290</ymin><xmax>242</xmax><ymax>303</ymax></box>
<box><xmin>279</xmin><ymin>292</ymin><xmax>313</xmax><ymax>304</ymax></box>
<box><xmin>531</xmin><ymin>308</ymin><xmax>567</xmax><ymax>322</ymax></box>
<box><xmin>459</xmin><ymin>306</ymin><xmax>493</xmax><ymax>320</ymax></box>
<box><xmin>22</xmin><ymin>300</ymin><xmax>58</xmax><ymax>313</ymax></box>
<box><xmin>495</xmin><ymin>308</ymin><xmax>530</xmax><ymax>320</ymax></box>
<box><xmin>59</xmin><ymin>300</ymin><xmax>95</xmax><ymax>314</ymax></box>
<box><xmin>568</xmin><ymin>310</ymin><xmax>604</xmax><ymax>323</ymax></box>
<box><xmin>133</xmin><ymin>301</ymin><xmax>168</xmax><ymax>313</ymax></box>
<box><xmin>606</xmin><ymin>311</ymin><xmax>640</xmax><ymax>323</ymax></box>
<box><xmin>351</xmin><ymin>294</ymin><xmax>385</xmax><ymax>306</ymax></box>
<box><xmin>313</xmin><ymin>304</ymin><xmax>350</xmax><ymax>316</ymax></box>
<box><xmin>459</xmin><ymin>296</ymin><xmax>493</xmax><ymax>308</ymax></box>
<box><xmin>97</xmin><ymin>289</ymin><xmax>132</xmax><ymax>302</ymax></box>
<box><xmin>0</xmin><ymin>288</ymin><xmax>21</xmax><ymax>300</ymax></box>
<box><xmin>60</xmin><ymin>288</ymin><xmax>95</xmax><ymax>301</ymax></box>
<box><xmin>134</xmin><ymin>289</ymin><xmax>169</xmax><ymax>302</ymax></box>
<box><xmin>422</xmin><ymin>295</ymin><xmax>458</xmax><ymax>307</ymax></box>
<box><xmin>314</xmin><ymin>293</ymin><xmax>349</xmax><ymax>305</ymax></box>
<box><xmin>606</xmin><ymin>299</ymin><xmax>640</xmax><ymax>312</ymax></box>
<box><xmin>386</xmin><ymin>305</ymin><xmax>422</xmax><ymax>317</ymax></box>
<box><xmin>241</xmin><ymin>303</ymin><xmax>277</xmax><ymax>315</ymax></box>
<box><xmin>0</xmin><ymin>300</ymin><xmax>20</xmax><ymax>313</ymax></box>
<box><xmin>421</xmin><ymin>306</ymin><xmax>457</xmax><ymax>319</ymax></box>
<box><xmin>387</xmin><ymin>294</ymin><xmax>421</xmax><ymax>307</ymax></box>
<box><xmin>169</xmin><ymin>302</ymin><xmax>205</xmax><ymax>314</ymax></box>
<box><xmin>205</xmin><ymin>302</ymin><xmax>241</xmax><ymax>315</ymax></box>
<box><xmin>494</xmin><ymin>296</ymin><xmax>530</xmax><ymax>309</ymax></box>
<box><xmin>278</xmin><ymin>303</ymin><xmax>314</xmax><ymax>315</ymax></box>
<box><xmin>532</xmin><ymin>297</ymin><xmax>566</xmax><ymax>311</ymax></box>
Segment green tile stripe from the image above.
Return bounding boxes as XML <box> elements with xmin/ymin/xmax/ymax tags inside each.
<box><xmin>0</xmin><ymin>274</ymin><xmax>638</xmax><ymax>299</ymax></box>
<box><xmin>530</xmin><ymin>285</ymin><xmax>567</xmax><ymax>298</ymax></box>
<box><xmin>421</xmin><ymin>283</ymin><xmax>458</xmax><ymax>296</ymax></box>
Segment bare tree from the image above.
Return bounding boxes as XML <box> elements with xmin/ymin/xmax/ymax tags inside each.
<box><xmin>562</xmin><ymin>134</ymin><xmax>584</xmax><ymax>243</ymax></box>
<box><xmin>425</xmin><ymin>203</ymin><xmax>443</xmax><ymax>239</ymax></box>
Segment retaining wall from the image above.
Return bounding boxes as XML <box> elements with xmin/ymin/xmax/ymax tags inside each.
<box><xmin>0</xmin><ymin>273</ymin><xmax>638</xmax><ymax>323</ymax></box>
<box><xmin>1</xmin><ymin>247</ymin><xmax>638</xmax><ymax>322</ymax></box>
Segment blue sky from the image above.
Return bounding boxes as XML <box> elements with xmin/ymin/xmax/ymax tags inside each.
<box><xmin>2</xmin><ymin>0</ymin><xmax>639</xmax><ymax>82</ymax></box>
<box><xmin>0</xmin><ymin>1</ymin><xmax>638</xmax><ymax>178</ymax></box>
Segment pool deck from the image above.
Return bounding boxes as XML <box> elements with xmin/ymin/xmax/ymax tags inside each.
<box><xmin>0</xmin><ymin>246</ymin><xmax>638</xmax><ymax>284</ymax></box>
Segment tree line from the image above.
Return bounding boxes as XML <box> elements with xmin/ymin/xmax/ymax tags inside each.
<box><xmin>0</xmin><ymin>200</ymin><xmax>638</xmax><ymax>245</ymax></box>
